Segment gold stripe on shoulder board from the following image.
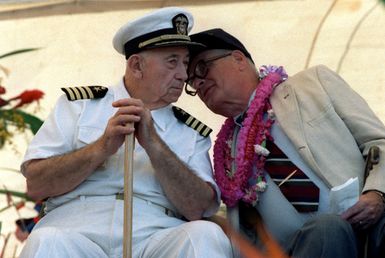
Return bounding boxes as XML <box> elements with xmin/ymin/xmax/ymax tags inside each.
<box><xmin>61</xmin><ymin>86</ymin><xmax>108</xmax><ymax>101</ymax></box>
<box><xmin>172</xmin><ymin>106</ymin><xmax>212</xmax><ymax>137</ymax></box>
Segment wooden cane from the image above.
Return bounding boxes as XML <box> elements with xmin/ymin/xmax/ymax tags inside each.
<box><xmin>123</xmin><ymin>131</ymin><xmax>135</xmax><ymax>258</ymax></box>
<box><xmin>363</xmin><ymin>146</ymin><xmax>380</xmax><ymax>258</ymax></box>
<box><xmin>364</xmin><ymin>146</ymin><xmax>379</xmax><ymax>180</ymax></box>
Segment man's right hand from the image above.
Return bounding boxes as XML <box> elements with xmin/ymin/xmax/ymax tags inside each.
<box><xmin>99</xmin><ymin>97</ymin><xmax>142</xmax><ymax>156</ymax></box>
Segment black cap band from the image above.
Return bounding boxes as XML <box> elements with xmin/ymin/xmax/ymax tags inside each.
<box><xmin>124</xmin><ymin>28</ymin><xmax>192</xmax><ymax>59</ymax></box>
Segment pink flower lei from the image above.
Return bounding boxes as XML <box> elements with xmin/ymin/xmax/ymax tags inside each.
<box><xmin>213</xmin><ymin>65</ymin><xmax>288</xmax><ymax>207</ymax></box>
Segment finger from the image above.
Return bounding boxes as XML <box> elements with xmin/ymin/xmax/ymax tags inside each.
<box><xmin>114</xmin><ymin>106</ymin><xmax>143</xmax><ymax>117</ymax></box>
<box><xmin>348</xmin><ymin>207</ymin><xmax>372</xmax><ymax>229</ymax></box>
<box><xmin>112</xmin><ymin>115</ymin><xmax>140</xmax><ymax>128</ymax></box>
<box><xmin>361</xmin><ymin>221</ymin><xmax>372</xmax><ymax>230</ymax></box>
<box><xmin>112</xmin><ymin>98</ymin><xmax>143</xmax><ymax>108</ymax></box>
<box><xmin>114</xmin><ymin>124</ymin><xmax>135</xmax><ymax>135</ymax></box>
<box><xmin>341</xmin><ymin>204</ymin><xmax>361</xmax><ymax>220</ymax></box>
<box><xmin>353</xmin><ymin>220</ymin><xmax>365</xmax><ymax>230</ymax></box>
<box><xmin>355</xmin><ymin>218</ymin><xmax>374</xmax><ymax>231</ymax></box>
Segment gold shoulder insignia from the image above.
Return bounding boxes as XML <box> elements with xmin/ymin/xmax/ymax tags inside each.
<box><xmin>61</xmin><ymin>86</ymin><xmax>108</xmax><ymax>101</ymax></box>
<box><xmin>172</xmin><ymin>106</ymin><xmax>212</xmax><ymax>137</ymax></box>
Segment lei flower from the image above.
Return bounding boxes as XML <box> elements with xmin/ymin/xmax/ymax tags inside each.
<box><xmin>213</xmin><ymin>65</ymin><xmax>288</xmax><ymax>207</ymax></box>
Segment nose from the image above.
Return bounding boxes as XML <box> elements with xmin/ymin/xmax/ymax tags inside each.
<box><xmin>192</xmin><ymin>77</ymin><xmax>206</xmax><ymax>91</ymax></box>
<box><xmin>176</xmin><ymin>63</ymin><xmax>188</xmax><ymax>81</ymax></box>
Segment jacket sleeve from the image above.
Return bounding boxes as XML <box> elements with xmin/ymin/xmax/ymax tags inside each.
<box><xmin>315</xmin><ymin>65</ymin><xmax>385</xmax><ymax>193</ymax></box>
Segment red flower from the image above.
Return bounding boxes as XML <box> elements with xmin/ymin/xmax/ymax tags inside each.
<box><xmin>0</xmin><ymin>86</ymin><xmax>6</xmax><ymax>94</ymax></box>
<box><xmin>10</xmin><ymin>89</ymin><xmax>44</xmax><ymax>108</ymax></box>
<box><xmin>15</xmin><ymin>201</ymin><xmax>25</xmax><ymax>210</ymax></box>
<box><xmin>0</xmin><ymin>98</ymin><xmax>8</xmax><ymax>107</ymax></box>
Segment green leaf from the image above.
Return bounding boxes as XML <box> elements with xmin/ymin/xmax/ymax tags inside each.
<box><xmin>13</xmin><ymin>109</ymin><xmax>43</xmax><ymax>134</ymax></box>
<box><xmin>0</xmin><ymin>48</ymin><xmax>40</xmax><ymax>60</ymax></box>
<box><xmin>0</xmin><ymin>205</ymin><xmax>13</xmax><ymax>213</ymax></box>
<box><xmin>0</xmin><ymin>109</ymin><xmax>43</xmax><ymax>134</ymax></box>
<box><xmin>0</xmin><ymin>189</ymin><xmax>32</xmax><ymax>201</ymax></box>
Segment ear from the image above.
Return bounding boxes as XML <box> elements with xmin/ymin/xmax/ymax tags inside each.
<box><xmin>231</xmin><ymin>50</ymin><xmax>248</xmax><ymax>70</ymax></box>
<box><xmin>126</xmin><ymin>54</ymin><xmax>144</xmax><ymax>78</ymax></box>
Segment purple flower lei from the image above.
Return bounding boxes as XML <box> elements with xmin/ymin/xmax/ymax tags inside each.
<box><xmin>213</xmin><ymin>65</ymin><xmax>287</xmax><ymax>207</ymax></box>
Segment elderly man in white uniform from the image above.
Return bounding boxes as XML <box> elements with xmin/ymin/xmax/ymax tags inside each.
<box><xmin>19</xmin><ymin>7</ymin><xmax>233</xmax><ymax>258</ymax></box>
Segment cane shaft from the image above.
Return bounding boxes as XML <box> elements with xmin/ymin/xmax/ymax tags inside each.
<box><xmin>123</xmin><ymin>133</ymin><xmax>134</xmax><ymax>258</ymax></box>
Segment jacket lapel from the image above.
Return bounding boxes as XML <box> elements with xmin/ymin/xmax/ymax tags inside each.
<box><xmin>270</xmin><ymin>82</ymin><xmax>306</xmax><ymax>148</ymax></box>
<box><xmin>270</xmin><ymin>82</ymin><xmax>331</xmax><ymax>187</ymax></box>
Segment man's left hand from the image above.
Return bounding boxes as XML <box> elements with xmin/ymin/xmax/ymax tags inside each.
<box><xmin>341</xmin><ymin>191</ymin><xmax>385</xmax><ymax>230</ymax></box>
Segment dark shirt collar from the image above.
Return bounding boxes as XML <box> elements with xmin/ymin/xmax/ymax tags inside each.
<box><xmin>234</xmin><ymin>90</ymin><xmax>256</xmax><ymax>126</ymax></box>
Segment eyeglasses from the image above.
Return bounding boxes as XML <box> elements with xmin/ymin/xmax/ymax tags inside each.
<box><xmin>184</xmin><ymin>52</ymin><xmax>232</xmax><ymax>96</ymax></box>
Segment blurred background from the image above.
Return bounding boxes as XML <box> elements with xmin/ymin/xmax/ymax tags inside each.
<box><xmin>1</xmin><ymin>0</ymin><xmax>384</xmax><ymax>256</ymax></box>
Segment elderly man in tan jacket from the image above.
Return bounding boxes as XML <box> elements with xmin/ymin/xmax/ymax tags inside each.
<box><xmin>185</xmin><ymin>28</ymin><xmax>385</xmax><ymax>258</ymax></box>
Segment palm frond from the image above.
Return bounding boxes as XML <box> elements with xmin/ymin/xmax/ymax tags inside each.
<box><xmin>0</xmin><ymin>48</ymin><xmax>40</xmax><ymax>60</ymax></box>
<box><xmin>0</xmin><ymin>189</ymin><xmax>32</xmax><ymax>201</ymax></box>
<box><xmin>0</xmin><ymin>109</ymin><xmax>43</xmax><ymax>135</ymax></box>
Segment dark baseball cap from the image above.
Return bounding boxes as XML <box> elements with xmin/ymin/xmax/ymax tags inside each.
<box><xmin>189</xmin><ymin>28</ymin><xmax>253</xmax><ymax>63</ymax></box>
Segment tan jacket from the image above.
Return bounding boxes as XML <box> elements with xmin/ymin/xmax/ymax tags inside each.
<box><xmin>270</xmin><ymin>65</ymin><xmax>385</xmax><ymax>193</ymax></box>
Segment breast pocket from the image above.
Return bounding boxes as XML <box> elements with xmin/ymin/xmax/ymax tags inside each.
<box><xmin>76</xmin><ymin>126</ymin><xmax>104</xmax><ymax>148</ymax></box>
<box><xmin>307</xmin><ymin>104</ymin><xmax>336</xmax><ymax>127</ymax></box>
<box><xmin>167</xmin><ymin>130</ymin><xmax>197</xmax><ymax>163</ymax></box>
<box><xmin>76</xmin><ymin>126</ymin><xmax>119</xmax><ymax>178</ymax></box>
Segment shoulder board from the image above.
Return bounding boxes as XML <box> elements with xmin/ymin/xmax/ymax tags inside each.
<box><xmin>172</xmin><ymin>106</ymin><xmax>212</xmax><ymax>137</ymax></box>
<box><xmin>61</xmin><ymin>86</ymin><xmax>108</xmax><ymax>101</ymax></box>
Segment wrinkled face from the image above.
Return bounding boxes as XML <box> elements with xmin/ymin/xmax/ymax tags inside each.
<box><xmin>140</xmin><ymin>47</ymin><xmax>189</xmax><ymax>106</ymax></box>
<box><xmin>187</xmin><ymin>49</ymin><xmax>243</xmax><ymax>117</ymax></box>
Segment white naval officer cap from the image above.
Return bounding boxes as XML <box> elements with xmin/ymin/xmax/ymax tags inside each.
<box><xmin>113</xmin><ymin>7</ymin><xmax>205</xmax><ymax>59</ymax></box>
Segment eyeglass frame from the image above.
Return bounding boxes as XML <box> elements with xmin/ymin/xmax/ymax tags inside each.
<box><xmin>184</xmin><ymin>52</ymin><xmax>232</xmax><ymax>96</ymax></box>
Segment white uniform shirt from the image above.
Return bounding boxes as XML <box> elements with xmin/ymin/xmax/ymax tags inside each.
<box><xmin>23</xmin><ymin>80</ymin><xmax>220</xmax><ymax>217</ymax></box>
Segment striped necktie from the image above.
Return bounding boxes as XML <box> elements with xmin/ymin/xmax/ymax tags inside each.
<box><xmin>264</xmin><ymin>139</ymin><xmax>319</xmax><ymax>212</ymax></box>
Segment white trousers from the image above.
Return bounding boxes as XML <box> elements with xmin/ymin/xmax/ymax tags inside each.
<box><xmin>20</xmin><ymin>195</ymin><xmax>233</xmax><ymax>258</ymax></box>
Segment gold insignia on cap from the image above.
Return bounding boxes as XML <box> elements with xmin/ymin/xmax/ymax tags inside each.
<box><xmin>172</xmin><ymin>13</ymin><xmax>188</xmax><ymax>36</ymax></box>
<box><xmin>172</xmin><ymin>106</ymin><xmax>212</xmax><ymax>137</ymax></box>
<box><xmin>138</xmin><ymin>35</ymin><xmax>190</xmax><ymax>49</ymax></box>
<box><xmin>61</xmin><ymin>86</ymin><xmax>108</xmax><ymax>101</ymax></box>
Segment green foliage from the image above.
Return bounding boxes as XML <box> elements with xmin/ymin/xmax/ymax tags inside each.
<box><xmin>0</xmin><ymin>189</ymin><xmax>31</xmax><ymax>201</ymax></box>
<box><xmin>1</xmin><ymin>109</ymin><xmax>44</xmax><ymax>134</ymax></box>
<box><xmin>0</xmin><ymin>48</ymin><xmax>44</xmax><ymax>235</ymax></box>
<box><xmin>16</xmin><ymin>109</ymin><xmax>44</xmax><ymax>134</ymax></box>
<box><xmin>0</xmin><ymin>109</ymin><xmax>44</xmax><ymax>148</ymax></box>
<box><xmin>0</xmin><ymin>48</ymin><xmax>43</xmax><ymax>148</ymax></box>
<box><xmin>0</xmin><ymin>48</ymin><xmax>39</xmax><ymax>60</ymax></box>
